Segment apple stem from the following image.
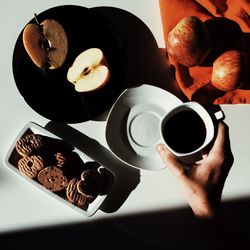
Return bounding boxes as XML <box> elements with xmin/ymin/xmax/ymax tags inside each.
<box><xmin>33</xmin><ymin>13</ymin><xmax>50</xmax><ymax>52</ymax></box>
<box><xmin>34</xmin><ymin>13</ymin><xmax>40</xmax><ymax>25</ymax></box>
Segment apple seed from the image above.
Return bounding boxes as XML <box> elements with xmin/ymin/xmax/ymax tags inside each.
<box><xmin>82</xmin><ymin>66</ymin><xmax>91</xmax><ymax>76</ymax></box>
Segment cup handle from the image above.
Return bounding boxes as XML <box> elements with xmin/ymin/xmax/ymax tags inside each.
<box><xmin>214</xmin><ymin>110</ymin><xmax>225</xmax><ymax>120</ymax></box>
<box><xmin>205</xmin><ymin>105</ymin><xmax>225</xmax><ymax>121</ymax></box>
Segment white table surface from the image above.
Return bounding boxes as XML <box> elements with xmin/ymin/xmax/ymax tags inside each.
<box><xmin>1</xmin><ymin>0</ymin><xmax>250</xmax><ymax>234</ymax></box>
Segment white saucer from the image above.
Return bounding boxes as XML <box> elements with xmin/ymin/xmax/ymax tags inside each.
<box><xmin>105</xmin><ymin>84</ymin><xmax>182</xmax><ymax>171</ymax></box>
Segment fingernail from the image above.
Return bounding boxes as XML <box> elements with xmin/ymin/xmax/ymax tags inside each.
<box><xmin>156</xmin><ymin>144</ymin><xmax>165</xmax><ymax>154</ymax></box>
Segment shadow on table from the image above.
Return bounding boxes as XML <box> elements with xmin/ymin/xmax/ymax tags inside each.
<box><xmin>91</xmin><ymin>6</ymin><xmax>188</xmax><ymax>121</ymax></box>
<box><xmin>44</xmin><ymin>121</ymin><xmax>140</xmax><ymax>213</ymax></box>
<box><xmin>1</xmin><ymin>197</ymin><xmax>250</xmax><ymax>250</ymax></box>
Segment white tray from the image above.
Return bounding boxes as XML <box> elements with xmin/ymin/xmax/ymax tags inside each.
<box><xmin>4</xmin><ymin>122</ymin><xmax>114</xmax><ymax>217</ymax></box>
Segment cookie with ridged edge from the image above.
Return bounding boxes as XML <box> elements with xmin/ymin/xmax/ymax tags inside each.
<box><xmin>66</xmin><ymin>178</ymin><xmax>90</xmax><ymax>207</ymax></box>
<box><xmin>77</xmin><ymin>169</ymin><xmax>104</xmax><ymax>197</ymax></box>
<box><xmin>16</xmin><ymin>134</ymin><xmax>43</xmax><ymax>156</ymax></box>
<box><xmin>54</xmin><ymin>152</ymin><xmax>66</xmax><ymax>168</ymax></box>
<box><xmin>18</xmin><ymin>155</ymin><xmax>44</xmax><ymax>178</ymax></box>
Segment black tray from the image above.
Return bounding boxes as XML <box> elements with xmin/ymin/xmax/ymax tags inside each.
<box><xmin>12</xmin><ymin>5</ymin><xmax>127</xmax><ymax>123</ymax></box>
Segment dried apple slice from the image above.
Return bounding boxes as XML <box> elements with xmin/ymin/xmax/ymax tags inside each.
<box><xmin>22</xmin><ymin>17</ymin><xmax>68</xmax><ymax>69</ymax></box>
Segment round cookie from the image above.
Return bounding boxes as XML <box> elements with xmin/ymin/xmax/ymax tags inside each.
<box><xmin>38</xmin><ymin>166</ymin><xmax>68</xmax><ymax>192</ymax></box>
<box><xmin>16</xmin><ymin>134</ymin><xmax>43</xmax><ymax>156</ymax></box>
<box><xmin>77</xmin><ymin>194</ymin><xmax>89</xmax><ymax>207</ymax></box>
<box><xmin>66</xmin><ymin>178</ymin><xmax>80</xmax><ymax>203</ymax></box>
<box><xmin>54</xmin><ymin>152</ymin><xmax>66</xmax><ymax>168</ymax></box>
<box><xmin>77</xmin><ymin>169</ymin><xmax>104</xmax><ymax>197</ymax></box>
<box><xmin>18</xmin><ymin>155</ymin><xmax>44</xmax><ymax>179</ymax></box>
<box><xmin>66</xmin><ymin>178</ymin><xmax>89</xmax><ymax>207</ymax></box>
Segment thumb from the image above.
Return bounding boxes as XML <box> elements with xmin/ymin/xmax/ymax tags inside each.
<box><xmin>156</xmin><ymin>144</ymin><xmax>186</xmax><ymax>179</ymax></box>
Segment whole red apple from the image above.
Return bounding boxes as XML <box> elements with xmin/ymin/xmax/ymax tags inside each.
<box><xmin>211</xmin><ymin>50</ymin><xmax>247</xmax><ymax>91</ymax></box>
<box><xmin>167</xmin><ymin>16</ymin><xmax>211</xmax><ymax>67</ymax></box>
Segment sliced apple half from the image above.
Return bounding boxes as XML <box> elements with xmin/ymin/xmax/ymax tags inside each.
<box><xmin>22</xmin><ymin>18</ymin><xmax>68</xmax><ymax>69</ymax></box>
<box><xmin>67</xmin><ymin>48</ymin><xmax>110</xmax><ymax>92</ymax></box>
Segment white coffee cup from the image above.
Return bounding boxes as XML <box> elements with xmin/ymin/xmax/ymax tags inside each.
<box><xmin>159</xmin><ymin>102</ymin><xmax>224</xmax><ymax>164</ymax></box>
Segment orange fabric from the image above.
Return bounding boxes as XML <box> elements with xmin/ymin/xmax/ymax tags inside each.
<box><xmin>159</xmin><ymin>0</ymin><xmax>250</xmax><ymax>104</ymax></box>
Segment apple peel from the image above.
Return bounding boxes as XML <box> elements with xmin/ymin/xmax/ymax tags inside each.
<box><xmin>211</xmin><ymin>50</ymin><xmax>247</xmax><ymax>92</ymax></box>
<box><xmin>167</xmin><ymin>16</ymin><xmax>211</xmax><ymax>67</ymax></box>
<box><xmin>23</xmin><ymin>23</ymin><xmax>48</xmax><ymax>68</ymax></box>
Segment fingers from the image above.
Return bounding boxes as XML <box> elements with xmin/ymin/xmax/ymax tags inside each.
<box><xmin>156</xmin><ymin>144</ymin><xmax>186</xmax><ymax>179</ymax></box>
<box><xmin>209</xmin><ymin>122</ymin><xmax>227</xmax><ymax>159</ymax></box>
<box><xmin>208</xmin><ymin>122</ymin><xmax>233</xmax><ymax>166</ymax></box>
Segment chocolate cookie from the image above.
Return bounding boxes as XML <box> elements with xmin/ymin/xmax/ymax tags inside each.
<box><xmin>18</xmin><ymin>155</ymin><xmax>44</xmax><ymax>178</ymax></box>
<box><xmin>54</xmin><ymin>152</ymin><xmax>66</xmax><ymax>168</ymax></box>
<box><xmin>77</xmin><ymin>169</ymin><xmax>104</xmax><ymax>198</ymax></box>
<box><xmin>66</xmin><ymin>178</ymin><xmax>89</xmax><ymax>207</ymax></box>
<box><xmin>16</xmin><ymin>134</ymin><xmax>43</xmax><ymax>156</ymax></box>
<box><xmin>38</xmin><ymin>166</ymin><xmax>68</xmax><ymax>192</ymax></box>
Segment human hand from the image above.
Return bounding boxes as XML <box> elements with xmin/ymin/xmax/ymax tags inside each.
<box><xmin>156</xmin><ymin>122</ymin><xmax>234</xmax><ymax>218</ymax></box>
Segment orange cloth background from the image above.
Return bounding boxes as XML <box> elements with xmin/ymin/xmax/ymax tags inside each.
<box><xmin>159</xmin><ymin>0</ymin><xmax>250</xmax><ymax>104</ymax></box>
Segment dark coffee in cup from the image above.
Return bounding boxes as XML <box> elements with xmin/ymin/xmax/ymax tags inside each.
<box><xmin>160</xmin><ymin>102</ymin><xmax>224</xmax><ymax>164</ymax></box>
<box><xmin>162</xmin><ymin>110</ymin><xmax>206</xmax><ymax>153</ymax></box>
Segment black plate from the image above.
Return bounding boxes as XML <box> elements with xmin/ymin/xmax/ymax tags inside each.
<box><xmin>12</xmin><ymin>5</ymin><xmax>127</xmax><ymax>123</ymax></box>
